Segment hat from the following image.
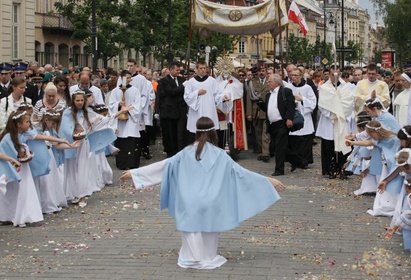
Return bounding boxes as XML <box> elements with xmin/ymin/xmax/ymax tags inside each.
<box><xmin>376</xmin><ymin>63</ymin><xmax>382</xmax><ymax>68</ymax></box>
<box><xmin>384</xmin><ymin>70</ymin><xmax>392</xmax><ymax>77</ymax></box>
<box><xmin>30</xmin><ymin>73</ymin><xmax>44</xmax><ymax>82</ymax></box>
<box><xmin>378</xmin><ymin>69</ymin><xmax>385</xmax><ymax>75</ymax></box>
<box><xmin>43</xmin><ymin>73</ymin><xmax>52</xmax><ymax>83</ymax></box>
<box><xmin>0</xmin><ymin>63</ymin><xmax>12</xmax><ymax>74</ymax></box>
<box><xmin>13</xmin><ymin>62</ymin><xmax>28</xmax><ymax>73</ymax></box>
<box><xmin>62</xmin><ymin>68</ymin><xmax>71</xmax><ymax>75</ymax></box>
<box><xmin>74</xmin><ymin>66</ymin><xmax>83</xmax><ymax>73</ymax></box>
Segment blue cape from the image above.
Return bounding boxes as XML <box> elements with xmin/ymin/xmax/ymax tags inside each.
<box><xmin>160</xmin><ymin>143</ymin><xmax>281</xmax><ymax>232</ymax></box>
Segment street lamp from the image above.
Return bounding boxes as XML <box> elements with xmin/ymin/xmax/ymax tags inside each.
<box><xmin>360</xmin><ymin>41</ymin><xmax>363</xmax><ymax>66</ymax></box>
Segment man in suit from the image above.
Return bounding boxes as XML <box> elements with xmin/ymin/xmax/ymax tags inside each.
<box><xmin>0</xmin><ymin>63</ymin><xmax>12</xmax><ymax>99</ymax></box>
<box><xmin>246</xmin><ymin>66</ymin><xmax>271</xmax><ymax>162</ymax></box>
<box><xmin>14</xmin><ymin>62</ymin><xmax>40</xmax><ymax>106</ymax></box>
<box><xmin>259</xmin><ymin>74</ymin><xmax>295</xmax><ymax>176</ymax></box>
<box><xmin>157</xmin><ymin>61</ymin><xmax>188</xmax><ymax>157</ymax></box>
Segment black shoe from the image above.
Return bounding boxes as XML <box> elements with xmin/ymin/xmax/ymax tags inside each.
<box><xmin>262</xmin><ymin>156</ymin><xmax>270</xmax><ymax>163</ymax></box>
<box><xmin>328</xmin><ymin>173</ymin><xmax>336</xmax><ymax>179</ymax></box>
<box><xmin>257</xmin><ymin>155</ymin><xmax>263</xmax><ymax>161</ymax></box>
<box><xmin>290</xmin><ymin>165</ymin><xmax>297</xmax><ymax>172</ymax></box>
<box><xmin>339</xmin><ymin>173</ymin><xmax>348</xmax><ymax>180</ymax></box>
<box><xmin>344</xmin><ymin>170</ymin><xmax>353</xmax><ymax>176</ymax></box>
<box><xmin>272</xmin><ymin>171</ymin><xmax>284</xmax><ymax>176</ymax></box>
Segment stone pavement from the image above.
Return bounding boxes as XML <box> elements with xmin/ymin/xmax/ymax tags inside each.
<box><xmin>0</xmin><ymin>140</ymin><xmax>410</xmax><ymax>280</ymax></box>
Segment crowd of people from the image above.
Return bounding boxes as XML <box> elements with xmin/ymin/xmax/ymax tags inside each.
<box><xmin>0</xmin><ymin>58</ymin><xmax>410</xmax><ymax>263</ymax></box>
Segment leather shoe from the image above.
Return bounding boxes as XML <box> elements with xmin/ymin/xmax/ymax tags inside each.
<box><xmin>290</xmin><ymin>165</ymin><xmax>297</xmax><ymax>172</ymax></box>
<box><xmin>257</xmin><ymin>155</ymin><xmax>263</xmax><ymax>161</ymax></box>
<box><xmin>262</xmin><ymin>156</ymin><xmax>269</xmax><ymax>163</ymax></box>
<box><xmin>272</xmin><ymin>171</ymin><xmax>284</xmax><ymax>176</ymax></box>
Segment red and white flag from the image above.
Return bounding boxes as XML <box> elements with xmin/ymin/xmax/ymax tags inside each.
<box><xmin>288</xmin><ymin>1</ymin><xmax>309</xmax><ymax>36</ymax></box>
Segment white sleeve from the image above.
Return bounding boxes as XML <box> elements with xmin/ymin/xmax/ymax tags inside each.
<box><xmin>130</xmin><ymin>159</ymin><xmax>168</xmax><ymax>189</ymax></box>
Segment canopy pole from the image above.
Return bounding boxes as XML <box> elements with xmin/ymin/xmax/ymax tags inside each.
<box><xmin>277</xmin><ymin>0</ymin><xmax>284</xmax><ymax>79</ymax></box>
<box><xmin>186</xmin><ymin>0</ymin><xmax>194</xmax><ymax>79</ymax></box>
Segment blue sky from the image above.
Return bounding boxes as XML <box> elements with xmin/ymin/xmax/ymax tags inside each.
<box><xmin>360</xmin><ymin>0</ymin><xmax>383</xmax><ymax>25</ymax></box>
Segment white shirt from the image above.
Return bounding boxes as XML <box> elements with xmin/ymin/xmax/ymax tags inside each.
<box><xmin>267</xmin><ymin>86</ymin><xmax>282</xmax><ymax>123</ymax></box>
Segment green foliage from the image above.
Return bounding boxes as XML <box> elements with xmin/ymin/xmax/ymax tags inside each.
<box><xmin>370</xmin><ymin>0</ymin><xmax>411</xmax><ymax>67</ymax></box>
<box><xmin>287</xmin><ymin>34</ymin><xmax>333</xmax><ymax>67</ymax></box>
<box><xmin>55</xmin><ymin>0</ymin><xmax>235</xmax><ymax>68</ymax></box>
<box><xmin>55</xmin><ymin>0</ymin><xmax>121</xmax><ymax>66</ymax></box>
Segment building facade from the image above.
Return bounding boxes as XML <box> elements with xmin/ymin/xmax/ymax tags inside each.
<box><xmin>0</xmin><ymin>0</ymin><xmax>36</xmax><ymax>63</ymax></box>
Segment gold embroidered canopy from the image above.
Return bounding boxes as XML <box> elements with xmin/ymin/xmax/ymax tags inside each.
<box><xmin>193</xmin><ymin>0</ymin><xmax>280</xmax><ymax>36</ymax></box>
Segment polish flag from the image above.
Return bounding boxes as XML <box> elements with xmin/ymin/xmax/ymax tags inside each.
<box><xmin>288</xmin><ymin>1</ymin><xmax>309</xmax><ymax>36</ymax></box>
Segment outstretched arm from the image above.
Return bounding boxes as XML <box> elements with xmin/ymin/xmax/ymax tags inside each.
<box><xmin>267</xmin><ymin>177</ymin><xmax>286</xmax><ymax>192</ymax></box>
<box><xmin>119</xmin><ymin>159</ymin><xmax>168</xmax><ymax>190</ymax></box>
<box><xmin>345</xmin><ymin>140</ymin><xmax>374</xmax><ymax>147</ymax></box>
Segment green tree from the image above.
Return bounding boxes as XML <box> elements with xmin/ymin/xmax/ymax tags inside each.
<box><xmin>287</xmin><ymin>34</ymin><xmax>315</xmax><ymax>66</ymax></box>
<box><xmin>55</xmin><ymin>0</ymin><xmax>122</xmax><ymax>67</ymax></box>
<box><xmin>371</xmin><ymin>0</ymin><xmax>411</xmax><ymax>68</ymax></box>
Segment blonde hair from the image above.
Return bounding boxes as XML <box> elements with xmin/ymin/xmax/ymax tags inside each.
<box><xmin>44</xmin><ymin>82</ymin><xmax>57</xmax><ymax>95</ymax></box>
<box><xmin>365</xmin><ymin>120</ymin><xmax>396</xmax><ymax>139</ymax></box>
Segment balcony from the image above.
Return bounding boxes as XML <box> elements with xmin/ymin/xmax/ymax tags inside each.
<box><xmin>42</xmin><ymin>13</ymin><xmax>74</xmax><ymax>36</ymax></box>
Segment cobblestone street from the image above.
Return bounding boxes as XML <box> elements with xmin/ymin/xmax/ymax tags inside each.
<box><xmin>0</xmin><ymin>141</ymin><xmax>410</xmax><ymax>279</ymax></box>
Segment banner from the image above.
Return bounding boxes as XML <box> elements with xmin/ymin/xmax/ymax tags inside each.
<box><xmin>381</xmin><ymin>51</ymin><xmax>394</xmax><ymax>68</ymax></box>
<box><xmin>193</xmin><ymin>0</ymin><xmax>279</xmax><ymax>36</ymax></box>
<box><xmin>288</xmin><ymin>1</ymin><xmax>308</xmax><ymax>36</ymax></box>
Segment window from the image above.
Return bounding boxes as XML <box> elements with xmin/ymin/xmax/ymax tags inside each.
<box><xmin>45</xmin><ymin>0</ymin><xmax>49</xmax><ymax>13</ymax></box>
<box><xmin>239</xmin><ymin>41</ymin><xmax>245</xmax><ymax>53</ymax></box>
<box><xmin>12</xmin><ymin>4</ymin><xmax>19</xmax><ymax>59</ymax></box>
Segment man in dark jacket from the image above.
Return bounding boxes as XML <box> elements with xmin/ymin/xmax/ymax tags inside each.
<box><xmin>157</xmin><ymin>61</ymin><xmax>188</xmax><ymax>157</ymax></box>
<box><xmin>259</xmin><ymin>74</ymin><xmax>295</xmax><ymax>176</ymax></box>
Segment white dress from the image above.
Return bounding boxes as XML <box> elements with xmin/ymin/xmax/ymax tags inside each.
<box><xmin>63</xmin><ymin>111</ymin><xmax>116</xmax><ymax>200</ymax></box>
<box><xmin>367</xmin><ymin>163</ymin><xmax>400</xmax><ymax>217</ymax></box>
<box><xmin>35</xmin><ymin>141</ymin><xmax>68</xmax><ymax>214</ymax></box>
<box><xmin>0</xmin><ymin>163</ymin><xmax>43</xmax><ymax>226</ymax></box>
<box><xmin>178</xmin><ymin>232</ymin><xmax>227</xmax><ymax>269</ymax></box>
<box><xmin>353</xmin><ymin>159</ymin><xmax>378</xmax><ymax>196</ymax></box>
<box><xmin>95</xmin><ymin>151</ymin><xmax>113</xmax><ymax>185</ymax></box>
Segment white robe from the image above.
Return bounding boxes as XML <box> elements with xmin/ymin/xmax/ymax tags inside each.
<box><xmin>184</xmin><ymin>77</ymin><xmax>225</xmax><ymax>133</ymax></box>
<box><xmin>142</xmin><ymin>80</ymin><xmax>156</xmax><ymax>126</ymax></box>
<box><xmin>393</xmin><ymin>88</ymin><xmax>409</xmax><ymax>127</ymax></box>
<box><xmin>109</xmin><ymin>86</ymin><xmax>142</xmax><ymax>138</ymax></box>
<box><xmin>316</xmin><ymin>79</ymin><xmax>352</xmax><ymax>154</ymax></box>
<box><xmin>286</xmin><ymin>83</ymin><xmax>317</xmax><ymax>136</ymax></box>
<box><xmin>354</xmin><ymin>79</ymin><xmax>390</xmax><ymax>115</ymax></box>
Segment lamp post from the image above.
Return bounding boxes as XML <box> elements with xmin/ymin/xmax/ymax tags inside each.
<box><xmin>341</xmin><ymin>0</ymin><xmax>345</xmax><ymax>68</ymax></box>
<box><xmin>167</xmin><ymin>0</ymin><xmax>172</xmax><ymax>63</ymax></box>
<box><xmin>329</xmin><ymin>13</ymin><xmax>337</xmax><ymax>67</ymax></box>
<box><xmin>91</xmin><ymin>0</ymin><xmax>97</xmax><ymax>74</ymax></box>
